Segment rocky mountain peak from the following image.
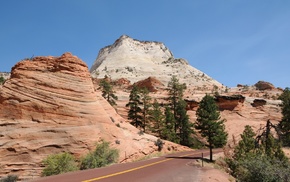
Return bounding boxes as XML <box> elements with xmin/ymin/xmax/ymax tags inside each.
<box><xmin>90</xmin><ymin>35</ymin><xmax>222</xmax><ymax>88</ymax></box>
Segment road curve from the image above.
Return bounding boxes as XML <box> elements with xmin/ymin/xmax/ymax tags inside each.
<box><xmin>31</xmin><ymin>148</ymin><xmax>223</xmax><ymax>182</ymax></box>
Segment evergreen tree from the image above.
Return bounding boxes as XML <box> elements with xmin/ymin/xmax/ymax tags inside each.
<box><xmin>162</xmin><ymin>106</ymin><xmax>178</xmax><ymax>142</ymax></box>
<box><xmin>148</xmin><ymin>99</ymin><xmax>164</xmax><ymax>137</ymax></box>
<box><xmin>139</xmin><ymin>88</ymin><xmax>152</xmax><ymax>132</ymax></box>
<box><xmin>166</xmin><ymin>75</ymin><xmax>187</xmax><ymax>133</ymax></box>
<box><xmin>233</xmin><ymin>125</ymin><xmax>256</xmax><ymax>160</ymax></box>
<box><xmin>278</xmin><ymin>87</ymin><xmax>290</xmax><ymax>146</ymax></box>
<box><xmin>227</xmin><ymin>125</ymin><xmax>289</xmax><ymax>181</ymax></box>
<box><xmin>126</xmin><ymin>85</ymin><xmax>143</xmax><ymax>129</ymax></box>
<box><xmin>99</xmin><ymin>78</ymin><xmax>118</xmax><ymax>106</ymax></box>
<box><xmin>195</xmin><ymin>94</ymin><xmax>228</xmax><ymax>162</ymax></box>
<box><xmin>176</xmin><ymin>99</ymin><xmax>195</xmax><ymax>147</ymax></box>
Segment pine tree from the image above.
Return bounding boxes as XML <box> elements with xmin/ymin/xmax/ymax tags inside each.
<box><xmin>278</xmin><ymin>87</ymin><xmax>290</xmax><ymax>146</ymax></box>
<box><xmin>227</xmin><ymin>124</ymin><xmax>289</xmax><ymax>181</ymax></box>
<box><xmin>126</xmin><ymin>85</ymin><xmax>143</xmax><ymax>129</ymax></box>
<box><xmin>149</xmin><ymin>99</ymin><xmax>164</xmax><ymax>137</ymax></box>
<box><xmin>176</xmin><ymin>99</ymin><xmax>194</xmax><ymax>147</ymax></box>
<box><xmin>99</xmin><ymin>78</ymin><xmax>118</xmax><ymax>106</ymax></box>
<box><xmin>233</xmin><ymin>125</ymin><xmax>256</xmax><ymax>160</ymax></box>
<box><xmin>162</xmin><ymin>106</ymin><xmax>178</xmax><ymax>142</ymax></box>
<box><xmin>139</xmin><ymin>88</ymin><xmax>151</xmax><ymax>132</ymax></box>
<box><xmin>166</xmin><ymin>75</ymin><xmax>186</xmax><ymax>133</ymax></box>
<box><xmin>195</xmin><ymin>94</ymin><xmax>228</xmax><ymax>162</ymax></box>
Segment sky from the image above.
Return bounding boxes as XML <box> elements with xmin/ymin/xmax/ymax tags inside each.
<box><xmin>0</xmin><ymin>1</ymin><xmax>289</xmax><ymax>88</ymax></box>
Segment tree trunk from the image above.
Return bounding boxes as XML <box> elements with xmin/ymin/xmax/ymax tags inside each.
<box><xmin>209</xmin><ymin>143</ymin><xmax>213</xmax><ymax>162</ymax></box>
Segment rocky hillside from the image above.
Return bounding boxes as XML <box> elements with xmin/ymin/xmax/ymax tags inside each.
<box><xmin>90</xmin><ymin>35</ymin><xmax>222</xmax><ymax>88</ymax></box>
<box><xmin>0</xmin><ymin>53</ymin><xmax>188</xmax><ymax>180</ymax></box>
<box><xmin>89</xmin><ymin>34</ymin><xmax>283</xmax><ymax>147</ymax></box>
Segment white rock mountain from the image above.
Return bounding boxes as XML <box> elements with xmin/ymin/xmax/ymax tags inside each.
<box><xmin>90</xmin><ymin>35</ymin><xmax>222</xmax><ymax>87</ymax></box>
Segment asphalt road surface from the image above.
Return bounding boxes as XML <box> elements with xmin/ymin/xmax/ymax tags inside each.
<box><xmin>31</xmin><ymin>148</ymin><xmax>223</xmax><ymax>182</ymax></box>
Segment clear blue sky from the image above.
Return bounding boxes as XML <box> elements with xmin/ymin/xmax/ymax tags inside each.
<box><xmin>1</xmin><ymin>1</ymin><xmax>289</xmax><ymax>88</ymax></box>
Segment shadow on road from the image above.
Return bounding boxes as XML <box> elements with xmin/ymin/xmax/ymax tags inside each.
<box><xmin>166</xmin><ymin>156</ymin><xmax>212</xmax><ymax>163</ymax></box>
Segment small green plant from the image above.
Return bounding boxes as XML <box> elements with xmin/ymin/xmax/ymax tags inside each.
<box><xmin>80</xmin><ymin>141</ymin><xmax>119</xmax><ymax>170</ymax></box>
<box><xmin>41</xmin><ymin>152</ymin><xmax>78</xmax><ymax>176</ymax></box>
<box><xmin>0</xmin><ymin>175</ymin><xmax>18</xmax><ymax>182</ymax></box>
<box><xmin>154</xmin><ymin>139</ymin><xmax>164</xmax><ymax>151</ymax></box>
<box><xmin>0</xmin><ymin>76</ymin><xmax>5</xmax><ymax>85</ymax></box>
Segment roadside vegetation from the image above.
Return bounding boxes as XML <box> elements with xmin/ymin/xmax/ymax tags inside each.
<box><xmin>0</xmin><ymin>175</ymin><xmax>18</xmax><ymax>182</ymax></box>
<box><xmin>222</xmin><ymin>87</ymin><xmax>290</xmax><ymax>181</ymax></box>
<box><xmin>42</xmin><ymin>141</ymin><xmax>119</xmax><ymax>177</ymax></box>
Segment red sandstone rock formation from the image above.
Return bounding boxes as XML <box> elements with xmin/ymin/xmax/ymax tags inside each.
<box><xmin>133</xmin><ymin>77</ymin><xmax>164</xmax><ymax>92</ymax></box>
<box><xmin>0</xmin><ymin>53</ymin><xmax>188</xmax><ymax>180</ymax></box>
<box><xmin>113</xmin><ymin>78</ymin><xmax>131</xmax><ymax>87</ymax></box>
<box><xmin>251</xmin><ymin>99</ymin><xmax>267</xmax><ymax>107</ymax></box>
<box><xmin>254</xmin><ymin>81</ymin><xmax>275</xmax><ymax>90</ymax></box>
<box><xmin>184</xmin><ymin>99</ymin><xmax>199</xmax><ymax>111</ymax></box>
<box><xmin>215</xmin><ymin>95</ymin><xmax>245</xmax><ymax>111</ymax></box>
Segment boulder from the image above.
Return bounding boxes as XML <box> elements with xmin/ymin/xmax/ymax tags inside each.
<box><xmin>254</xmin><ymin>81</ymin><xmax>275</xmax><ymax>90</ymax></box>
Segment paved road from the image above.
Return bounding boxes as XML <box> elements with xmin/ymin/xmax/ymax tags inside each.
<box><xmin>31</xmin><ymin>148</ymin><xmax>223</xmax><ymax>182</ymax></box>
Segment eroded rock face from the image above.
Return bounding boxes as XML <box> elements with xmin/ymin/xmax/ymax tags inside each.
<box><xmin>133</xmin><ymin>77</ymin><xmax>164</xmax><ymax>92</ymax></box>
<box><xmin>0</xmin><ymin>52</ymin><xmax>97</xmax><ymax>122</ymax></box>
<box><xmin>90</xmin><ymin>35</ymin><xmax>222</xmax><ymax>87</ymax></box>
<box><xmin>0</xmin><ymin>53</ymin><xmax>188</xmax><ymax>180</ymax></box>
<box><xmin>215</xmin><ymin>95</ymin><xmax>245</xmax><ymax>111</ymax></box>
<box><xmin>255</xmin><ymin>81</ymin><xmax>275</xmax><ymax>90</ymax></box>
<box><xmin>184</xmin><ymin>99</ymin><xmax>199</xmax><ymax>111</ymax></box>
<box><xmin>251</xmin><ymin>99</ymin><xmax>267</xmax><ymax>107</ymax></box>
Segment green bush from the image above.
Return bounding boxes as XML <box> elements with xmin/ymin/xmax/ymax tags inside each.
<box><xmin>42</xmin><ymin>152</ymin><xmax>78</xmax><ymax>176</ymax></box>
<box><xmin>0</xmin><ymin>175</ymin><xmax>18</xmax><ymax>182</ymax></box>
<box><xmin>0</xmin><ymin>76</ymin><xmax>5</xmax><ymax>85</ymax></box>
<box><xmin>154</xmin><ymin>139</ymin><xmax>164</xmax><ymax>151</ymax></box>
<box><xmin>80</xmin><ymin>141</ymin><xmax>119</xmax><ymax>170</ymax></box>
<box><xmin>229</xmin><ymin>154</ymin><xmax>290</xmax><ymax>182</ymax></box>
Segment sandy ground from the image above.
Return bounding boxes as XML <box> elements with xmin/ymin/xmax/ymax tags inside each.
<box><xmin>201</xmin><ymin>167</ymin><xmax>235</xmax><ymax>182</ymax></box>
<box><xmin>195</xmin><ymin>152</ymin><xmax>236</xmax><ymax>182</ymax></box>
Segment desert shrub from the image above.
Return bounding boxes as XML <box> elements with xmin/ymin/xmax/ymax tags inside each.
<box><xmin>227</xmin><ymin>154</ymin><xmax>290</xmax><ymax>182</ymax></box>
<box><xmin>154</xmin><ymin>139</ymin><xmax>164</xmax><ymax>151</ymax></box>
<box><xmin>80</xmin><ymin>141</ymin><xmax>119</xmax><ymax>170</ymax></box>
<box><xmin>226</xmin><ymin>125</ymin><xmax>290</xmax><ymax>182</ymax></box>
<box><xmin>41</xmin><ymin>152</ymin><xmax>78</xmax><ymax>176</ymax></box>
<box><xmin>0</xmin><ymin>175</ymin><xmax>18</xmax><ymax>182</ymax></box>
<box><xmin>0</xmin><ymin>76</ymin><xmax>5</xmax><ymax>85</ymax></box>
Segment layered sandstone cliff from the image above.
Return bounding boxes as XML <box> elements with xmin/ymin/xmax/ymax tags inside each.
<box><xmin>0</xmin><ymin>53</ymin><xmax>187</xmax><ymax>180</ymax></box>
<box><xmin>90</xmin><ymin>35</ymin><xmax>222</xmax><ymax>87</ymax></box>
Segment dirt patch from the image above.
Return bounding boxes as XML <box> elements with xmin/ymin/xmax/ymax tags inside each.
<box><xmin>189</xmin><ymin>152</ymin><xmax>236</xmax><ymax>182</ymax></box>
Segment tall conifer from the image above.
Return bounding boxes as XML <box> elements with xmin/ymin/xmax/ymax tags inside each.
<box><xmin>195</xmin><ymin>94</ymin><xmax>228</xmax><ymax>161</ymax></box>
